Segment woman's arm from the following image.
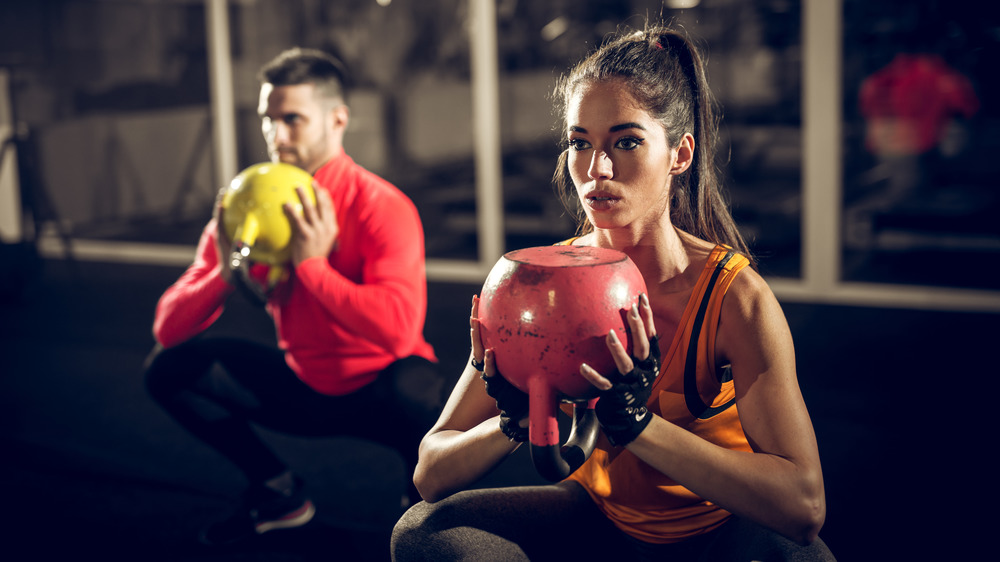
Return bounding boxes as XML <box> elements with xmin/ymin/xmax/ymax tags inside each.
<box><xmin>412</xmin><ymin>358</ymin><xmax>521</xmax><ymax>502</ymax></box>
<box><xmin>412</xmin><ymin>297</ymin><xmax>525</xmax><ymax>502</ymax></box>
<box><xmin>625</xmin><ymin>271</ymin><xmax>825</xmax><ymax>544</ymax></box>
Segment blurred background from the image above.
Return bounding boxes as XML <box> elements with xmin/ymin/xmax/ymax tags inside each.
<box><xmin>2</xmin><ymin>0</ymin><xmax>999</xmax><ymax>291</ymax></box>
<box><xmin>1</xmin><ymin>0</ymin><xmax>998</xmax><ymax>560</ymax></box>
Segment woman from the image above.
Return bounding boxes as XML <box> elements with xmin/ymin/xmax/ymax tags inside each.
<box><xmin>392</xmin><ymin>25</ymin><xmax>834</xmax><ymax>561</ymax></box>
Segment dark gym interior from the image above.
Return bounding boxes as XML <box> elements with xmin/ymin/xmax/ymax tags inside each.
<box><xmin>3</xmin><ymin>1</ymin><xmax>999</xmax><ymax>560</ymax></box>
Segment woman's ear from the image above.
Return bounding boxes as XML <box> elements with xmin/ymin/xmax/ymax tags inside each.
<box><xmin>669</xmin><ymin>132</ymin><xmax>695</xmax><ymax>175</ymax></box>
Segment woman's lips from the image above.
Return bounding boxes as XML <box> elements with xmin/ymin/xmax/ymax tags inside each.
<box><xmin>584</xmin><ymin>190</ymin><xmax>620</xmax><ymax>211</ymax></box>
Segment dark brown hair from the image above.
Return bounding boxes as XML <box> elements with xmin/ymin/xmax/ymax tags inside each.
<box><xmin>257</xmin><ymin>47</ymin><xmax>350</xmax><ymax>105</ymax></box>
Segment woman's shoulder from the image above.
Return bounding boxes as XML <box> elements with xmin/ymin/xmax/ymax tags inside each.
<box><xmin>719</xmin><ymin>259</ymin><xmax>782</xmax><ymax>332</ymax></box>
<box><xmin>713</xmin><ymin>258</ymin><xmax>792</xmax><ymax>372</ymax></box>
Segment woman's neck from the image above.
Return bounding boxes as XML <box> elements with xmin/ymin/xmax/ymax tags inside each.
<box><xmin>582</xmin><ymin>224</ymin><xmax>713</xmax><ymax>294</ymax></box>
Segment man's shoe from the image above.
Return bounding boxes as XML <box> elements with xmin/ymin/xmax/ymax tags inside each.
<box><xmin>199</xmin><ymin>478</ymin><xmax>315</xmax><ymax>546</ymax></box>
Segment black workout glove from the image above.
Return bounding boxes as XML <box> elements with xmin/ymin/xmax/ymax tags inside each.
<box><xmin>479</xmin><ymin>363</ymin><xmax>530</xmax><ymax>443</ymax></box>
<box><xmin>595</xmin><ymin>335</ymin><xmax>661</xmax><ymax>447</ymax></box>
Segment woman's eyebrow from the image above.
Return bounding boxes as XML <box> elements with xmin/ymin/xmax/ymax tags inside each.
<box><xmin>610</xmin><ymin>122</ymin><xmax>646</xmax><ymax>132</ymax></box>
<box><xmin>568</xmin><ymin>122</ymin><xmax>646</xmax><ymax>134</ymax></box>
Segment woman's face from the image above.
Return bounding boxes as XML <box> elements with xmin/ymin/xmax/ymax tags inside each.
<box><xmin>566</xmin><ymin>79</ymin><xmax>681</xmax><ymax>233</ymax></box>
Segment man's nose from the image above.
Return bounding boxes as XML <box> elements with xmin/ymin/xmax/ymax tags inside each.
<box><xmin>265</xmin><ymin>121</ymin><xmax>290</xmax><ymax>145</ymax></box>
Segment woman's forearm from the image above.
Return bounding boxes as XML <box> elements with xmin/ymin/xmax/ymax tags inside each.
<box><xmin>628</xmin><ymin>417</ymin><xmax>826</xmax><ymax>544</ymax></box>
<box><xmin>413</xmin><ymin>419</ymin><xmax>521</xmax><ymax>503</ymax></box>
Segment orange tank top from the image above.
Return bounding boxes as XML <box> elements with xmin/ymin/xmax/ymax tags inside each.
<box><xmin>566</xmin><ymin>244</ymin><xmax>752</xmax><ymax>544</ymax></box>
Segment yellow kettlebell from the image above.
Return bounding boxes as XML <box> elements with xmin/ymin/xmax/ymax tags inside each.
<box><xmin>220</xmin><ymin>162</ymin><xmax>316</xmax><ymax>300</ymax></box>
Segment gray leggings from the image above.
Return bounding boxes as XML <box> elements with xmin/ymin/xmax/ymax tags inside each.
<box><xmin>390</xmin><ymin>480</ymin><xmax>836</xmax><ymax>561</ymax></box>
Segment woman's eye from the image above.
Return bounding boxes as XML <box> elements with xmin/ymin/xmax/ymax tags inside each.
<box><xmin>568</xmin><ymin>138</ymin><xmax>590</xmax><ymax>151</ymax></box>
<box><xmin>615</xmin><ymin>137</ymin><xmax>643</xmax><ymax>150</ymax></box>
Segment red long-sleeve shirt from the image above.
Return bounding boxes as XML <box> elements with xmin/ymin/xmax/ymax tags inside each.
<box><xmin>153</xmin><ymin>148</ymin><xmax>437</xmax><ymax>395</ymax></box>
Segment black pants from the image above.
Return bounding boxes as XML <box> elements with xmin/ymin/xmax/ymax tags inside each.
<box><xmin>391</xmin><ymin>481</ymin><xmax>837</xmax><ymax>561</ymax></box>
<box><xmin>144</xmin><ymin>336</ymin><xmax>445</xmax><ymax>501</ymax></box>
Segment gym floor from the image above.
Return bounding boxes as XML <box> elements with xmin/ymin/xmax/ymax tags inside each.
<box><xmin>2</xmin><ymin>256</ymin><xmax>995</xmax><ymax>561</ymax></box>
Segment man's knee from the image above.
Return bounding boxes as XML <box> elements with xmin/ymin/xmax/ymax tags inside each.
<box><xmin>143</xmin><ymin>343</ymin><xmax>173</xmax><ymax>400</ymax></box>
<box><xmin>143</xmin><ymin>341</ymin><xmax>205</xmax><ymax>402</ymax></box>
<box><xmin>388</xmin><ymin>357</ymin><xmax>447</xmax><ymax>422</ymax></box>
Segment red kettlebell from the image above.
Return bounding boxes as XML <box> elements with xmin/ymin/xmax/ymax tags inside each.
<box><xmin>478</xmin><ymin>245</ymin><xmax>647</xmax><ymax>481</ymax></box>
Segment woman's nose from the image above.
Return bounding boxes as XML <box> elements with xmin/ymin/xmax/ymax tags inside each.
<box><xmin>588</xmin><ymin>150</ymin><xmax>613</xmax><ymax>180</ymax></box>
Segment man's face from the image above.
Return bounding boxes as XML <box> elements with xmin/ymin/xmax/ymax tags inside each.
<box><xmin>258</xmin><ymin>82</ymin><xmax>344</xmax><ymax>174</ymax></box>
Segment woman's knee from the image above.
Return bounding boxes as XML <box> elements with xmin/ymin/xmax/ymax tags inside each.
<box><xmin>702</xmin><ymin>516</ymin><xmax>837</xmax><ymax>561</ymax></box>
<box><xmin>390</xmin><ymin>494</ymin><xmax>529</xmax><ymax>561</ymax></box>
<box><xmin>390</xmin><ymin>486</ymin><xmax>591</xmax><ymax>561</ymax></box>
<box><xmin>391</xmin><ymin>501</ymin><xmax>439</xmax><ymax>561</ymax></box>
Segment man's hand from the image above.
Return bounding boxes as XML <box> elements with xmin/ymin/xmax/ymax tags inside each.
<box><xmin>213</xmin><ymin>187</ymin><xmax>234</xmax><ymax>284</ymax></box>
<box><xmin>284</xmin><ymin>183</ymin><xmax>339</xmax><ymax>266</ymax></box>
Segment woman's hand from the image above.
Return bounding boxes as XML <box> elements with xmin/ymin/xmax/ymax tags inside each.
<box><xmin>470</xmin><ymin>295</ymin><xmax>530</xmax><ymax>442</ymax></box>
<box><xmin>580</xmin><ymin>293</ymin><xmax>660</xmax><ymax>446</ymax></box>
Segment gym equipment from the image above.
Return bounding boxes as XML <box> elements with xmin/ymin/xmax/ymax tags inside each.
<box><xmin>477</xmin><ymin>245</ymin><xmax>647</xmax><ymax>480</ymax></box>
<box><xmin>220</xmin><ymin>162</ymin><xmax>315</xmax><ymax>301</ymax></box>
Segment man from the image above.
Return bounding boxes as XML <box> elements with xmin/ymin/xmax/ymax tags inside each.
<box><xmin>144</xmin><ymin>47</ymin><xmax>443</xmax><ymax>546</ymax></box>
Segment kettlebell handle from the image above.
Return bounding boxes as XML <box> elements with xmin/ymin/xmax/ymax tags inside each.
<box><xmin>229</xmin><ymin>241</ymin><xmax>280</xmax><ymax>306</ymax></box>
<box><xmin>529</xmin><ymin>401</ymin><xmax>599</xmax><ymax>482</ymax></box>
<box><xmin>527</xmin><ymin>377</ymin><xmax>600</xmax><ymax>482</ymax></box>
